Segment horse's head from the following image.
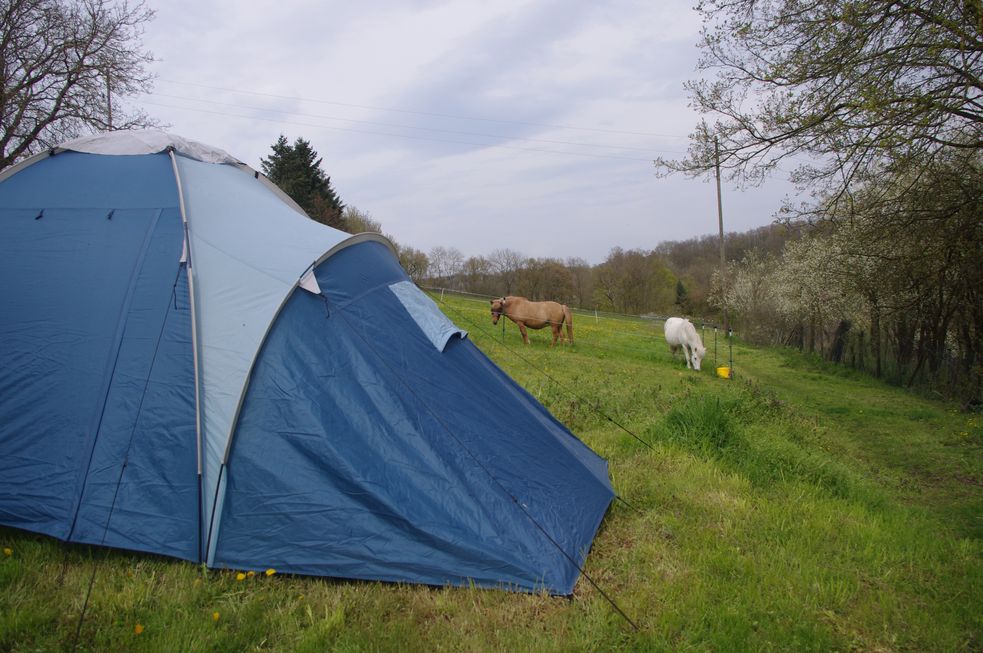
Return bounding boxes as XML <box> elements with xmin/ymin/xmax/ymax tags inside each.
<box><xmin>691</xmin><ymin>344</ymin><xmax>707</xmax><ymax>371</ymax></box>
<box><xmin>490</xmin><ymin>297</ymin><xmax>506</xmax><ymax>324</ymax></box>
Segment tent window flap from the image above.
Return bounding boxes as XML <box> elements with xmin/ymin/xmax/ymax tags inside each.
<box><xmin>388</xmin><ymin>281</ymin><xmax>466</xmax><ymax>352</ymax></box>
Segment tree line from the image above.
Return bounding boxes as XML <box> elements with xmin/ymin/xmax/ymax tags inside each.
<box><xmin>715</xmin><ymin>151</ymin><xmax>982</xmax><ymax>407</ymax></box>
<box><xmin>261</xmin><ymin>135</ymin><xmax>735</xmax><ymax>318</ymax></box>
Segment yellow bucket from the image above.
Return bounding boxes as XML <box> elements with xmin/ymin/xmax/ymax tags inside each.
<box><xmin>716</xmin><ymin>366</ymin><xmax>731</xmax><ymax>379</ymax></box>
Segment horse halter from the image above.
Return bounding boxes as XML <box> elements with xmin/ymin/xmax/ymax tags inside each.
<box><xmin>490</xmin><ymin>298</ymin><xmax>506</xmax><ymax>320</ymax></box>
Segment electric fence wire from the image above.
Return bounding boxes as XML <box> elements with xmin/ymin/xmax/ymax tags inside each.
<box><xmin>423</xmin><ymin>286</ymin><xmax>734</xmax><ymax>374</ymax></box>
<box><xmin>422</xmin><ymin>286</ymin><xmax>724</xmax><ymax>331</ymax></box>
<box><xmin>424</xmin><ymin>288</ymin><xmax>725</xmax><ymax>363</ymax></box>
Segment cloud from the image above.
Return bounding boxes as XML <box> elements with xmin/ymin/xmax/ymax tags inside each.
<box><xmin>137</xmin><ymin>0</ymin><xmax>793</xmax><ymax>263</ymax></box>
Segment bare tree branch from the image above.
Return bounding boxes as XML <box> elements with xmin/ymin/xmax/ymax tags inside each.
<box><xmin>657</xmin><ymin>0</ymin><xmax>983</xmax><ymax>201</ymax></box>
<box><xmin>0</xmin><ymin>0</ymin><xmax>158</xmax><ymax>169</ymax></box>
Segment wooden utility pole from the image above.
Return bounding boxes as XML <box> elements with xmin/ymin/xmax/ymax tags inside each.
<box><xmin>714</xmin><ymin>137</ymin><xmax>728</xmax><ymax>332</ymax></box>
<box><xmin>106</xmin><ymin>69</ymin><xmax>113</xmax><ymax>130</ymax></box>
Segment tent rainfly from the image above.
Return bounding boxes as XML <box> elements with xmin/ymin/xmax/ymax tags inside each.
<box><xmin>0</xmin><ymin>130</ymin><xmax>613</xmax><ymax>594</ymax></box>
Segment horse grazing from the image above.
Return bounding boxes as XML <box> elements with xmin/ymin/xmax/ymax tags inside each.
<box><xmin>490</xmin><ymin>296</ymin><xmax>573</xmax><ymax>346</ymax></box>
<box><xmin>664</xmin><ymin>317</ymin><xmax>706</xmax><ymax>371</ymax></box>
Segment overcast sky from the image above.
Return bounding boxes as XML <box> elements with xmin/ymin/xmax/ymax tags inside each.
<box><xmin>134</xmin><ymin>0</ymin><xmax>795</xmax><ymax>264</ymax></box>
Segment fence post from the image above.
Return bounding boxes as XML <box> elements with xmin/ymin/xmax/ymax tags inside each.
<box><xmin>728</xmin><ymin>328</ymin><xmax>734</xmax><ymax>380</ymax></box>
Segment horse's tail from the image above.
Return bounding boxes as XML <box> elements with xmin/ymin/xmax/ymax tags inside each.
<box><xmin>563</xmin><ymin>304</ymin><xmax>573</xmax><ymax>343</ymax></box>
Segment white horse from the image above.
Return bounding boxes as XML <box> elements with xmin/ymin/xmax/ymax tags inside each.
<box><xmin>664</xmin><ymin>317</ymin><xmax>706</xmax><ymax>371</ymax></box>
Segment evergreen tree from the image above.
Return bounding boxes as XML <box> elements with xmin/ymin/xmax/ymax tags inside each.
<box><xmin>260</xmin><ymin>135</ymin><xmax>344</xmax><ymax>227</ymax></box>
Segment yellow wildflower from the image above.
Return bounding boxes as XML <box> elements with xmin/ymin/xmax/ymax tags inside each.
<box><xmin>2</xmin><ymin>547</ymin><xmax>11</xmax><ymax>557</ymax></box>
<box><xmin>246</xmin><ymin>570</ymin><xmax>256</xmax><ymax>578</ymax></box>
<box><xmin>235</xmin><ymin>572</ymin><xmax>246</xmax><ymax>581</ymax></box>
<box><xmin>265</xmin><ymin>568</ymin><xmax>276</xmax><ymax>577</ymax></box>
<box><xmin>134</xmin><ymin>624</ymin><xmax>144</xmax><ymax>635</ymax></box>
<box><xmin>212</xmin><ymin>611</ymin><xmax>220</xmax><ymax>622</ymax></box>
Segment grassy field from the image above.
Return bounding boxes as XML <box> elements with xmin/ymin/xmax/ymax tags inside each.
<box><xmin>2</xmin><ymin>292</ymin><xmax>980</xmax><ymax>652</ymax></box>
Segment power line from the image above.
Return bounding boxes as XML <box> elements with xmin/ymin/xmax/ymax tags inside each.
<box><xmin>148</xmin><ymin>91</ymin><xmax>684</xmax><ymax>155</ymax></box>
<box><xmin>141</xmin><ymin>100</ymin><xmax>661</xmax><ymax>163</ymax></box>
<box><xmin>158</xmin><ymin>78</ymin><xmax>689</xmax><ymax>139</ymax></box>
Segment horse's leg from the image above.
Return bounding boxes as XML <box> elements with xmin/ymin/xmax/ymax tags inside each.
<box><xmin>550</xmin><ymin>322</ymin><xmax>560</xmax><ymax>346</ymax></box>
<box><xmin>683</xmin><ymin>343</ymin><xmax>692</xmax><ymax>369</ymax></box>
<box><xmin>518</xmin><ymin>323</ymin><xmax>530</xmax><ymax>344</ymax></box>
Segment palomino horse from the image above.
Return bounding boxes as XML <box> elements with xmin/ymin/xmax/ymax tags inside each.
<box><xmin>664</xmin><ymin>317</ymin><xmax>706</xmax><ymax>371</ymax></box>
<box><xmin>490</xmin><ymin>296</ymin><xmax>573</xmax><ymax>346</ymax></box>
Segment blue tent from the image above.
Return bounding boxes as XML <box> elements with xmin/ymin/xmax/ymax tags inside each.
<box><xmin>0</xmin><ymin>131</ymin><xmax>613</xmax><ymax>594</ymax></box>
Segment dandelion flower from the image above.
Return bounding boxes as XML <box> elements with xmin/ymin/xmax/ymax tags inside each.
<box><xmin>134</xmin><ymin>624</ymin><xmax>144</xmax><ymax>635</ymax></box>
<box><xmin>2</xmin><ymin>547</ymin><xmax>11</xmax><ymax>557</ymax></box>
<box><xmin>236</xmin><ymin>572</ymin><xmax>246</xmax><ymax>581</ymax></box>
<box><xmin>265</xmin><ymin>568</ymin><xmax>276</xmax><ymax>577</ymax></box>
<box><xmin>212</xmin><ymin>611</ymin><xmax>220</xmax><ymax>622</ymax></box>
<box><xmin>246</xmin><ymin>570</ymin><xmax>256</xmax><ymax>578</ymax></box>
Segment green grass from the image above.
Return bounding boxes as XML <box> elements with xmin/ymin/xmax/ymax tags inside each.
<box><xmin>1</xmin><ymin>292</ymin><xmax>980</xmax><ymax>652</ymax></box>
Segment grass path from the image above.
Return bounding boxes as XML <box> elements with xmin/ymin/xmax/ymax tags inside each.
<box><xmin>734</xmin><ymin>344</ymin><xmax>983</xmax><ymax>540</ymax></box>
